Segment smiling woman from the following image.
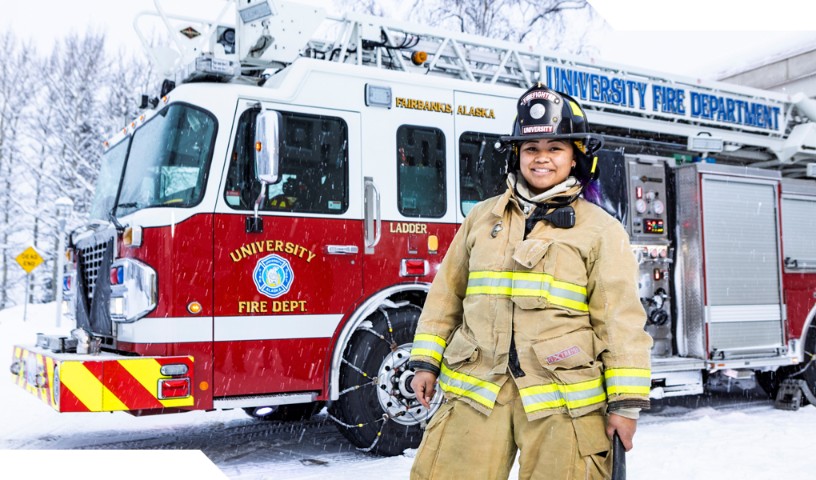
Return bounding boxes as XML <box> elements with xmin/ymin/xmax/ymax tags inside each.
<box><xmin>408</xmin><ymin>84</ymin><xmax>651</xmax><ymax>480</ymax></box>
<box><xmin>518</xmin><ymin>139</ymin><xmax>576</xmax><ymax>195</ymax></box>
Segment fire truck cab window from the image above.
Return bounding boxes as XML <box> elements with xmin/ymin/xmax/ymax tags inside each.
<box><xmin>397</xmin><ymin>125</ymin><xmax>446</xmax><ymax>218</ymax></box>
<box><xmin>459</xmin><ymin>132</ymin><xmax>507</xmax><ymax>216</ymax></box>
<box><xmin>225</xmin><ymin>109</ymin><xmax>349</xmax><ymax>214</ymax></box>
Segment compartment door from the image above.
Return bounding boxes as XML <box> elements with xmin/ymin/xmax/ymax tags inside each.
<box><xmin>702</xmin><ymin>177</ymin><xmax>784</xmax><ymax>357</ymax></box>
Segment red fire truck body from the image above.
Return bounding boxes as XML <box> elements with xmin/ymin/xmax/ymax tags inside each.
<box><xmin>10</xmin><ymin>0</ymin><xmax>816</xmax><ymax>455</ymax></box>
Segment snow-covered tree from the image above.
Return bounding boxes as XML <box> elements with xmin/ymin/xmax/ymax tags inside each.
<box><xmin>1</xmin><ymin>29</ymin><xmax>157</xmax><ymax>305</ymax></box>
<box><xmin>333</xmin><ymin>0</ymin><xmax>599</xmax><ymax>55</ymax></box>
<box><xmin>0</xmin><ymin>32</ymin><xmax>39</xmax><ymax>308</ymax></box>
<box><xmin>422</xmin><ymin>0</ymin><xmax>594</xmax><ymax>47</ymax></box>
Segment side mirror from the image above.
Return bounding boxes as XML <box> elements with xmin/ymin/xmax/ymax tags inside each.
<box><xmin>254</xmin><ymin>110</ymin><xmax>281</xmax><ymax>184</ymax></box>
<box><xmin>250</xmin><ymin>110</ymin><xmax>282</xmax><ymax>231</ymax></box>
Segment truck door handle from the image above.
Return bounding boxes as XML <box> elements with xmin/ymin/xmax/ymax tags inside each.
<box><xmin>326</xmin><ymin>245</ymin><xmax>359</xmax><ymax>255</ymax></box>
<box><xmin>364</xmin><ymin>177</ymin><xmax>381</xmax><ymax>254</ymax></box>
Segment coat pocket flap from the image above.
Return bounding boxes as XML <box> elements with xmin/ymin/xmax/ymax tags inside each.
<box><xmin>533</xmin><ymin>330</ymin><xmax>596</xmax><ymax>370</ymax></box>
<box><xmin>512</xmin><ymin>239</ymin><xmax>553</xmax><ymax>269</ymax></box>
<box><xmin>572</xmin><ymin>413</ymin><xmax>611</xmax><ymax>457</ymax></box>
<box><xmin>443</xmin><ymin>331</ymin><xmax>479</xmax><ymax>365</ymax></box>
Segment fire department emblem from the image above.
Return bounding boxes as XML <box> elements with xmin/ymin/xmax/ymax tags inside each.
<box><xmin>253</xmin><ymin>254</ymin><xmax>294</xmax><ymax>299</ymax></box>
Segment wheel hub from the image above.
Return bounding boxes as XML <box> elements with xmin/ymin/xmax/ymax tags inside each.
<box><xmin>376</xmin><ymin>343</ymin><xmax>442</xmax><ymax>426</ymax></box>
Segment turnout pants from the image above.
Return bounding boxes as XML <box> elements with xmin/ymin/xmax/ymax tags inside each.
<box><xmin>410</xmin><ymin>380</ymin><xmax>612</xmax><ymax>480</ymax></box>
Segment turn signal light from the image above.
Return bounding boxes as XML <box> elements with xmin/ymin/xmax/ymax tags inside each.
<box><xmin>158</xmin><ymin>378</ymin><xmax>190</xmax><ymax>399</ymax></box>
<box><xmin>187</xmin><ymin>302</ymin><xmax>202</xmax><ymax>314</ymax></box>
<box><xmin>427</xmin><ymin>235</ymin><xmax>438</xmax><ymax>254</ymax></box>
<box><xmin>123</xmin><ymin>226</ymin><xmax>142</xmax><ymax>247</ymax></box>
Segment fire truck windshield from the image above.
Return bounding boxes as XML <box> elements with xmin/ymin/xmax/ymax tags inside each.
<box><xmin>105</xmin><ymin>103</ymin><xmax>217</xmax><ymax>217</ymax></box>
<box><xmin>89</xmin><ymin>138</ymin><xmax>129</xmax><ymax>221</ymax></box>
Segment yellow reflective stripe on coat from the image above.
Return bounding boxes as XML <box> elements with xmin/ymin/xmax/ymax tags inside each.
<box><xmin>519</xmin><ymin>377</ymin><xmax>606</xmax><ymax>414</ymax></box>
<box><xmin>466</xmin><ymin>271</ymin><xmax>589</xmax><ymax>312</ymax></box>
<box><xmin>411</xmin><ymin>334</ymin><xmax>447</xmax><ymax>362</ymax></box>
<box><xmin>605</xmin><ymin>368</ymin><xmax>651</xmax><ymax>396</ymax></box>
<box><xmin>438</xmin><ymin>364</ymin><xmax>500</xmax><ymax>409</ymax></box>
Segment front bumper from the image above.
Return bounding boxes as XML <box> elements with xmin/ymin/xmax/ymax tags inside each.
<box><xmin>10</xmin><ymin>345</ymin><xmax>194</xmax><ymax>413</ymax></box>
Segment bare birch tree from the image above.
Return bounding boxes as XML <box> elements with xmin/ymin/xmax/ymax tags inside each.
<box><xmin>333</xmin><ymin>0</ymin><xmax>599</xmax><ymax>55</ymax></box>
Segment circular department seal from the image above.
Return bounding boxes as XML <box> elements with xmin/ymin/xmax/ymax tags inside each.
<box><xmin>253</xmin><ymin>254</ymin><xmax>295</xmax><ymax>299</ymax></box>
<box><xmin>529</xmin><ymin>102</ymin><xmax>546</xmax><ymax>120</ymax></box>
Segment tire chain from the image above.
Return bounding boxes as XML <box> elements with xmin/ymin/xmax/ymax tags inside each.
<box><xmin>329</xmin><ymin>305</ymin><xmax>419</xmax><ymax>452</ymax></box>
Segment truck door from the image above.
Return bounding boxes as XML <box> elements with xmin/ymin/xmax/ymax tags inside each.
<box><xmin>212</xmin><ymin>102</ymin><xmax>362</xmax><ymax>397</ymax></box>
<box><xmin>358</xmin><ymin>86</ymin><xmax>457</xmax><ymax>294</ymax></box>
<box><xmin>780</xmin><ymin>179</ymin><xmax>816</xmax><ymax>345</ymax></box>
<box><xmin>701</xmin><ymin>174</ymin><xmax>785</xmax><ymax>358</ymax></box>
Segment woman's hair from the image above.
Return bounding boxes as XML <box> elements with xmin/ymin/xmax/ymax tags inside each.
<box><xmin>581</xmin><ymin>178</ymin><xmax>602</xmax><ymax>204</ymax></box>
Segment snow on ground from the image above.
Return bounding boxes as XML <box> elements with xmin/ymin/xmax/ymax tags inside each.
<box><xmin>1</xmin><ymin>304</ymin><xmax>815</xmax><ymax>479</ymax></box>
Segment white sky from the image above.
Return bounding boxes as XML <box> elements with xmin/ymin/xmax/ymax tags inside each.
<box><xmin>2</xmin><ymin>0</ymin><xmax>816</xmax><ymax>80</ymax></box>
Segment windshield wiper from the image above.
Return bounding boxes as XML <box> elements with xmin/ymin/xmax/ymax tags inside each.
<box><xmin>108</xmin><ymin>207</ymin><xmax>126</xmax><ymax>234</ymax></box>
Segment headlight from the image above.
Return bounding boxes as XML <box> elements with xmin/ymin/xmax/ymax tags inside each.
<box><xmin>109</xmin><ymin>258</ymin><xmax>157</xmax><ymax>323</ymax></box>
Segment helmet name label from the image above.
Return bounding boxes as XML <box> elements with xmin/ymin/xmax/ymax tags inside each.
<box><xmin>521</xmin><ymin>90</ymin><xmax>559</xmax><ymax>105</ymax></box>
<box><xmin>521</xmin><ymin>125</ymin><xmax>554</xmax><ymax>134</ymax></box>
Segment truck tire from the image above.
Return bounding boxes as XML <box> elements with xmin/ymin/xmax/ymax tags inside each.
<box><xmin>243</xmin><ymin>402</ymin><xmax>324</xmax><ymax>422</ymax></box>
<box><xmin>801</xmin><ymin>323</ymin><xmax>816</xmax><ymax>404</ymax></box>
<box><xmin>330</xmin><ymin>305</ymin><xmax>442</xmax><ymax>456</ymax></box>
<box><xmin>756</xmin><ymin>367</ymin><xmax>796</xmax><ymax>398</ymax></box>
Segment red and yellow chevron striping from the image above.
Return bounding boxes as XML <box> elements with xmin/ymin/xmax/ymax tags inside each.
<box><xmin>10</xmin><ymin>345</ymin><xmax>194</xmax><ymax>413</ymax></box>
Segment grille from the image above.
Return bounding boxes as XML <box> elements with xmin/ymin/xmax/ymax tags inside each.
<box><xmin>77</xmin><ymin>239</ymin><xmax>112</xmax><ymax>301</ymax></box>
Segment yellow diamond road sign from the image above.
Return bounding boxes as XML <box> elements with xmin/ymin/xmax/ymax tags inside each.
<box><xmin>16</xmin><ymin>246</ymin><xmax>44</xmax><ymax>274</ymax></box>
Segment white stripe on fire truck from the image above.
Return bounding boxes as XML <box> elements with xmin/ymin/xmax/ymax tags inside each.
<box><xmin>214</xmin><ymin>314</ymin><xmax>343</xmax><ymax>341</ymax></box>
<box><xmin>117</xmin><ymin>316</ymin><xmax>213</xmax><ymax>343</ymax></box>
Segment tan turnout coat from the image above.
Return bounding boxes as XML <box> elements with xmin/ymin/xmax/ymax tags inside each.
<box><xmin>410</xmin><ymin>188</ymin><xmax>652</xmax><ymax>420</ymax></box>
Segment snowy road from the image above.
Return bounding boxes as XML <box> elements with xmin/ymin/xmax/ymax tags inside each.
<box><xmin>3</xmin><ymin>305</ymin><xmax>815</xmax><ymax>479</ymax></box>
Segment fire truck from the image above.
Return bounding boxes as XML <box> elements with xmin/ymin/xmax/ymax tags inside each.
<box><xmin>10</xmin><ymin>0</ymin><xmax>816</xmax><ymax>455</ymax></box>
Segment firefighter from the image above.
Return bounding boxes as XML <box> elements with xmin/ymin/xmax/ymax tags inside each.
<box><xmin>409</xmin><ymin>83</ymin><xmax>652</xmax><ymax>480</ymax></box>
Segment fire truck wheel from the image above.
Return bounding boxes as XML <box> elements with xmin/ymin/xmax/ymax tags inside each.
<box><xmin>802</xmin><ymin>323</ymin><xmax>816</xmax><ymax>403</ymax></box>
<box><xmin>243</xmin><ymin>402</ymin><xmax>324</xmax><ymax>422</ymax></box>
<box><xmin>755</xmin><ymin>367</ymin><xmax>796</xmax><ymax>398</ymax></box>
<box><xmin>330</xmin><ymin>305</ymin><xmax>443</xmax><ymax>456</ymax></box>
